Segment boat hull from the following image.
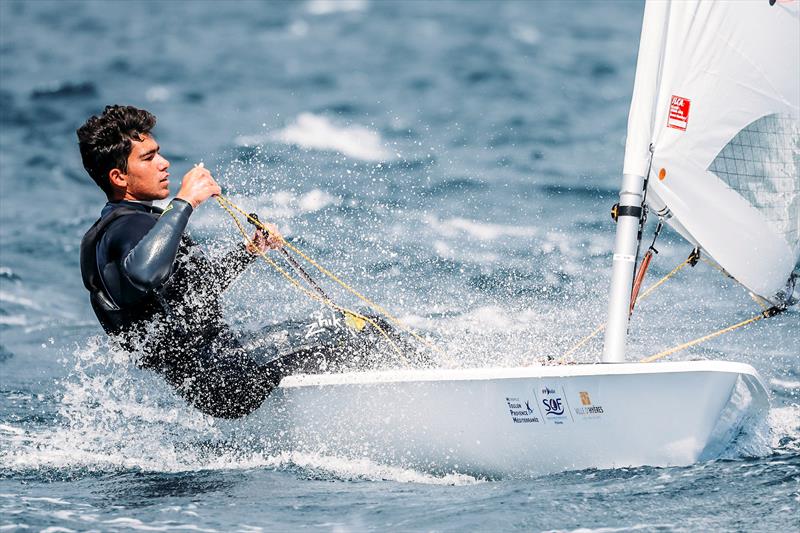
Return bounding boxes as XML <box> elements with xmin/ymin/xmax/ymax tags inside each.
<box><xmin>259</xmin><ymin>361</ymin><xmax>769</xmax><ymax>477</ymax></box>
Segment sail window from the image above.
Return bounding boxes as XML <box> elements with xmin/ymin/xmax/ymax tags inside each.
<box><xmin>708</xmin><ymin>113</ymin><xmax>800</xmax><ymax>255</ymax></box>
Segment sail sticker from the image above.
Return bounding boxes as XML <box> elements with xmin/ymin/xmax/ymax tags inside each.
<box><xmin>667</xmin><ymin>95</ymin><xmax>691</xmax><ymax>131</ymax></box>
<box><xmin>613</xmin><ymin>253</ymin><xmax>635</xmax><ymax>263</ymax></box>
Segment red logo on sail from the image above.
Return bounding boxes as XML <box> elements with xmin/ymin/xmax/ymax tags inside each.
<box><xmin>668</xmin><ymin>95</ymin><xmax>690</xmax><ymax>131</ymax></box>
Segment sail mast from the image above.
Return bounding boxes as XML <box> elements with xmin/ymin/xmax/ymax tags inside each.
<box><xmin>601</xmin><ymin>1</ymin><xmax>669</xmax><ymax>363</ymax></box>
<box><xmin>602</xmin><ymin>174</ymin><xmax>645</xmax><ymax>362</ymax></box>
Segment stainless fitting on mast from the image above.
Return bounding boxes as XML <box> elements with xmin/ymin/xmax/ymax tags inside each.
<box><xmin>602</xmin><ymin>172</ymin><xmax>646</xmax><ymax>362</ymax></box>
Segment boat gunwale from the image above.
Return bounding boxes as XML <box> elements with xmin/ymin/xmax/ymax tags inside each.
<box><xmin>280</xmin><ymin>360</ymin><xmax>762</xmax><ymax>388</ymax></box>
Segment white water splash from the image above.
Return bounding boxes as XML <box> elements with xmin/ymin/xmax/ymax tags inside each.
<box><xmin>769</xmin><ymin>404</ymin><xmax>800</xmax><ymax>452</ymax></box>
<box><xmin>0</xmin><ymin>338</ymin><xmax>478</xmax><ymax>486</ymax></box>
<box><xmin>427</xmin><ymin>215</ymin><xmax>539</xmax><ymax>241</ymax></box>
<box><xmin>273</xmin><ymin>451</ymin><xmax>482</xmax><ymax>485</ymax></box>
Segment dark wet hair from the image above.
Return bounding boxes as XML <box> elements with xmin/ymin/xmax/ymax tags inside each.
<box><xmin>77</xmin><ymin>105</ymin><xmax>156</xmax><ymax>196</ymax></box>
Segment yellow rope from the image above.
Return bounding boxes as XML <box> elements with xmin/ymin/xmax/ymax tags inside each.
<box><xmin>558</xmin><ymin>255</ymin><xmax>693</xmax><ymax>361</ymax></box>
<box><xmin>215</xmin><ymin>196</ymin><xmax>411</xmax><ymax>363</ymax></box>
<box><xmin>216</xmin><ymin>194</ymin><xmax>447</xmax><ymax>358</ymax></box>
<box><xmin>636</xmin><ymin>256</ymin><xmax>692</xmax><ymax>302</ymax></box>
<box><xmin>640</xmin><ymin>311</ymin><xmax>766</xmax><ymax>363</ymax></box>
<box><xmin>639</xmin><ymin>254</ymin><xmax>784</xmax><ymax>362</ymax></box>
<box><xmin>560</xmin><ymin>322</ymin><xmax>606</xmax><ymax>361</ymax></box>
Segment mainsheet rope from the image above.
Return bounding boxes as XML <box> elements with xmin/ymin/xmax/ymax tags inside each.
<box><xmin>560</xmin><ymin>247</ymin><xmax>783</xmax><ymax>363</ymax></box>
<box><xmin>559</xmin><ymin>251</ymin><xmax>696</xmax><ymax>361</ymax></box>
<box><xmin>214</xmin><ymin>194</ymin><xmax>450</xmax><ymax>363</ymax></box>
<box><xmin>640</xmin><ymin>306</ymin><xmax>782</xmax><ymax>363</ymax></box>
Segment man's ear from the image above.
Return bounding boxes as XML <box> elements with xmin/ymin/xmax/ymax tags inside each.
<box><xmin>108</xmin><ymin>168</ymin><xmax>127</xmax><ymax>190</ymax></box>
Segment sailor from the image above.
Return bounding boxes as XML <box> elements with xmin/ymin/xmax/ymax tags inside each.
<box><xmin>76</xmin><ymin>105</ymin><xmax>376</xmax><ymax>418</ymax></box>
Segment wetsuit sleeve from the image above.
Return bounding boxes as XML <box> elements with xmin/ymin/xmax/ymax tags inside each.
<box><xmin>208</xmin><ymin>243</ymin><xmax>257</xmax><ymax>292</ymax></box>
<box><xmin>122</xmin><ymin>199</ymin><xmax>193</xmax><ymax>291</ymax></box>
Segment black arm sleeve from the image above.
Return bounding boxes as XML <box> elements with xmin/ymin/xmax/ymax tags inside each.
<box><xmin>122</xmin><ymin>198</ymin><xmax>193</xmax><ymax>291</ymax></box>
<box><xmin>208</xmin><ymin>243</ymin><xmax>258</xmax><ymax>292</ymax></box>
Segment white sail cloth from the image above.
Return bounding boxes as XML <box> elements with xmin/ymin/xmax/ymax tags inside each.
<box><xmin>623</xmin><ymin>0</ymin><xmax>800</xmax><ymax>302</ymax></box>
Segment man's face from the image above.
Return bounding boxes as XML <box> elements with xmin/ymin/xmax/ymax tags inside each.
<box><xmin>119</xmin><ymin>134</ymin><xmax>170</xmax><ymax>201</ymax></box>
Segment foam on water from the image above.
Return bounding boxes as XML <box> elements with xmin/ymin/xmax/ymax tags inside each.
<box><xmin>0</xmin><ymin>315</ymin><xmax>27</xmax><ymax>326</ymax></box>
<box><xmin>145</xmin><ymin>85</ymin><xmax>171</xmax><ymax>103</ymax></box>
<box><xmin>770</xmin><ymin>377</ymin><xmax>800</xmax><ymax>390</ymax></box>
<box><xmin>274</xmin><ymin>451</ymin><xmax>482</xmax><ymax>485</ymax></box>
<box><xmin>305</xmin><ymin>0</ymin><xmax>367</xmax><ymax>16</ymax></box>
<box><xmin>0</xmin><ymin>290</ymin><xmax>42</xmax><ymax>311</ymax></box>
<box><xmin>510</xmin><ymin>23</ymin><xmax>542</xmax><ymax>46</ymax></box>
<box><xmin>769</xmin><ymin>404</ymin><xmax>800</xmax><ymax>452</ymax></box>
<box><xmin>236</xmin><ymin>113</ymin><xmax>392</xmax><ymax>162</ymax></box>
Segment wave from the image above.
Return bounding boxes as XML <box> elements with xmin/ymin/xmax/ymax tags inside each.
<box><xmin>305</xmin><ymin>0</ymin><xmax>367</xmax><ymax>16</ymax></box>
<box><xmin>0</xmin><ymin>290</ymin><xmax>42</xmax><ymax>311</ymax></box>
<box><xmin>29</xmin><ymin>81</ymin><xmax>97</xmax><ymax>100</ymax></box>
<box><xmin>0</xmin><ymin>315</ymin><xmax>27</xmax><ymax>326</ymax></box>
<box><xmin>0</xmin><ymin>266</ymin><xmax>21</xmax><ymax>281</ymax></box>
<box><xmin>770</xmin><ymin>377</ymin><xmax>800</xmax><ymax>390</ymax></box>
<box><xmin>145</xmin><ymin>85</ymin><xmax>171</xmax><ymax>102</ymax></box>
<box><xmin>510</xmin><ymin>23</ymin><xmax>541</xmax><ymax>46</ymax></box>
<box><xmin>237</xmin><ymin>113</ymin><xmax>393</xmax><ymax>162</ymax></box>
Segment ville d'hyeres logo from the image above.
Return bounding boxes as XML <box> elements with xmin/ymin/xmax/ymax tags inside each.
<box><xmin>574</xmin><ymin>391</ymin><xmax>605</xmax><ymax>418</ymax></box>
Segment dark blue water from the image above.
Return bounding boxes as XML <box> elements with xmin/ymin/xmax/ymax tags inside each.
<box><xmin>1</xmin><ymin>0</ymin><xmax>798</xmax><ymax>530</ymax></box>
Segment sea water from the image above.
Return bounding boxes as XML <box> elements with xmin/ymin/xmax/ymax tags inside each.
<box><xmin>1</xmin><ymin>1</ymin><xmax>798</xmax><ymax>530</ymax></box>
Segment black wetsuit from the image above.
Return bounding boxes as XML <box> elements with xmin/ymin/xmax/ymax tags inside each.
<box><xmin>80</xmin><ymin>199</ymin><xmax>297</xmax><ymax>418</ymax></box>
<box><xmin>81</xmin><ymin>199</ymin><xmax>404</xmax><ymax>418</ymax></box>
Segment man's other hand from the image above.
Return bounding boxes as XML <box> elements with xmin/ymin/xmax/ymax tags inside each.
<box><xmin>176</xmin><ymin>163</ymin><xmax>221</xmax><ymax>209</ymax></box>
<box><xmin>247</xmin><ymin>222</ymin><xmax>284</xmax><ymax>255</ymax></box>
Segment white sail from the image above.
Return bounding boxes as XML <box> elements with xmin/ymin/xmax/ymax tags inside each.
<box><xmin>623</xmin><ymin>0</ymin><xmax>800</xmax><ymax>301</ymax></box>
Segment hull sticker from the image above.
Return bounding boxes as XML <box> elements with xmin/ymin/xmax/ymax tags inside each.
<box><xmin>574</xmin><ymin>390</ymin><xmax>605</xmax><ymax>419</ymax></box>
<box><xmin>505</xmin><ymin>396</ymin><xmax>541</xmax><ymax>424</ymax></box>
<box><xmin>540</xmin><ymin>385</ymin><xmax>571</xmax><ymax>425</ymax></box>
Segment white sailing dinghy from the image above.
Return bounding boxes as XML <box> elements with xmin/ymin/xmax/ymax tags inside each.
<box><xmin>261</xmin><ymin>0</ymin><xmax>799</xmax><ymax>476</ymax></box>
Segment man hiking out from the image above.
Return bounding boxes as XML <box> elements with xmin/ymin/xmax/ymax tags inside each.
<box><xmin>77</xmin><ymin>105</ymin><xmax>386</xmax><ymax>418</ymax></box>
